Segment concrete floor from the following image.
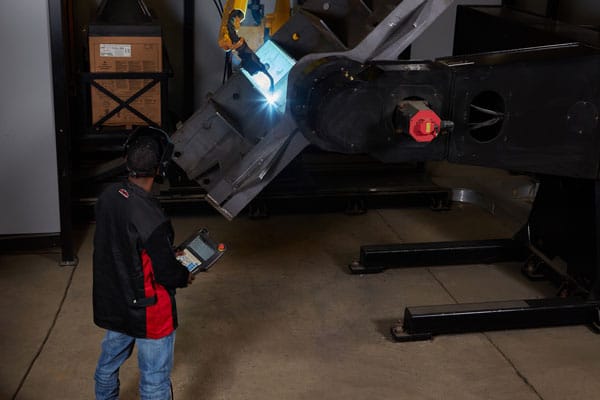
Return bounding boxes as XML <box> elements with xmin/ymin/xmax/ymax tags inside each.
<box><xmin>3</xmin><ymin>198</ymin><xmax>600</xmax><ymax>399</ymax></box>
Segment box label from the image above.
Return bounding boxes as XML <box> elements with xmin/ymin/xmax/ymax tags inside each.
<box><xmin>100</xmin><ymin>44</ymin><xmax>132</xmax><ymax>57</ymax></box>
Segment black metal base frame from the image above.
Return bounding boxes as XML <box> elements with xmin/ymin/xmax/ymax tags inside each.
<box><xmin>350</xmin><ymin>238</ymin><xmax>600</xmax><ymax>342</ymax></box>
<box><xmin>349</xmin><ymin>239</ymin><xmax>528</xmax><ymax>274</ymax></box>
<box><xmin>392</xmin><ymin>298</ymin><xmax>600</xmax><ymax>342</ymax></box>
<box><xmin>349</xmin><ymin>175</ymin><xmax>600</xmax><ymax>342</ymax></box>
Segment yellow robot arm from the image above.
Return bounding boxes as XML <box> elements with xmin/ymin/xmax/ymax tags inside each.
<box><xmin>218</xmin><ymin>0</ymin><xmax>248</xmax><ymax>51</ymax></box>
<box><xmin>266</xmin><ymin>0</ymin><xmax>290</xmax><ymax>36</ymax></box>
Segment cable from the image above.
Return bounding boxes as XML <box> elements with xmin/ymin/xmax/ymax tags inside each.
<box><xmin>212</xmin><ymin>0</ymin><xmax>223</xmax><ymax>17</ymax></box>
<box><xmin>223</xmin><ymin>51</ymin><xmax>233</xmax><ymax>84</ymax></box>
<box><xmin>213</xmin><ymin>0</ymin><xmax>230</xmax><ymax>84</ymax></box>
<box><xmin>11</xmin><ymin>263</ymin><xmax>78</xmax><ymax>400</ymax></box>
<box><xmin>214</xmin><ymin>0</ymin><xmax>231</xmax><ymax>84</ymax></box>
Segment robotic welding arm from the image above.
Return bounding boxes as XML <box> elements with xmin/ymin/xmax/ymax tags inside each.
<box><xmin>173</xmin><ymin>0</ymin><xmax>455</xmax><ymax>219</ymax></box>
<box><xmin>217</xmin><ymin>0</ymin><xmax>248</xmax><ymax>51</ymax></box>
<box><xmin>218</xmin><ymin>0</ymin><xmax>274</xmax><ymax>87</ymax></box>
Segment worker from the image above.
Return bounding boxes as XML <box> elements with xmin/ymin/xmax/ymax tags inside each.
<box><xmin>92</xmin><ymin>126</ymin><xmax>194</xmax><ymax>400</ymax></box>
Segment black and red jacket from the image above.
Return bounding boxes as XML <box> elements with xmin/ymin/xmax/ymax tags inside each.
<box><xmin>93</xmin><ymin>181</ymin><xmax>189</xmax><ymax>339</ymax></box>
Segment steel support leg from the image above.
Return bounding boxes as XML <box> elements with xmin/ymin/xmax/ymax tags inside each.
<box><xmin>349</xmin><ymin>239</ymin><xmax>529</xmax><ymax>274</ymax></box>
<box><xmin>392</xmin><ymin>298</ymin><xmax>600</xmax><ymax>342</ymax></box>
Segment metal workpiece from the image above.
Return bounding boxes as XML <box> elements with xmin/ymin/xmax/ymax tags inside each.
<box><xmin>171</xmin><ymin>99</ymin><xmax>251</xmax><ymax>184</ymax></box>
<box><xmin>172</xmin><ymin>95</ymin><xmax>307</xmax><ymax>219</ymax></box>
<box><xmin>204</xmin><ymin>114</ymin><xmax>309</xmax><ymax>220</ymax></box>
<box><xmin>283</xmin><ymin>0</ymin><xmax>425</xmax><ymax>52</ymax></box>
<box><xmin>344</xmin><ymin>0</ymin><xmax>453</xmax><ymax>63</ymax></box>
<box><xmin>289</xmin><ymin>0</ymin><xmax>453</xmax><ymax>64</ymax></box>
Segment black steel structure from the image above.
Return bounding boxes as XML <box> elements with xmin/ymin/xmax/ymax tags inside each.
<box><xmin>345</xmin><ymin>6</ymin><xmax>600</xmax><ymax>341</ymax></box>
<box><xmin>183</xmin><ymin>0</ymin><xmax>195</xmax><ymax>119</ymax></box>
<box><xmin>48</xmin><ymin>0</ymin><xmax>77</xmax><ymax>266</ymax></box>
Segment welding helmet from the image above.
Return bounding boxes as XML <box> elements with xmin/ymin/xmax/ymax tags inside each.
<box><xmin>124</xmin><ymin>126</ymin><xmax>174</xmax><ymax>178</ymax></box>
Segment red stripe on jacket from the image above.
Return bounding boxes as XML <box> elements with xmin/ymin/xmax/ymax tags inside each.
<box><xmin>141</xmin><ymin>250</ymin><xmax>174</xmax><ymax>339</ymax></box>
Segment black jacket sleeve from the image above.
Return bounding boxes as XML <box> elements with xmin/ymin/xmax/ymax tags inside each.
<box><xmin>144</xmin><ymin>222</ymin><xmax>190</xmax><ymax>289</ymax></box>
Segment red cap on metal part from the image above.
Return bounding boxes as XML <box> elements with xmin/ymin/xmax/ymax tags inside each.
<box><xmin>409</xmin><ymin>109</ymin><xmax>441</xmax><ymax>143</ymax></box>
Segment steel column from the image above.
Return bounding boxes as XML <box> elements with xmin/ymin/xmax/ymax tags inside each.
<box><xmin>48</xmin><ymin>0</ymin><xmax>77</xmax><ymax>266</ymax></box>
<box><xmin>183</xmin><ymin>0</ymin><xmax>195</xmax><ymax>119</ymax></box>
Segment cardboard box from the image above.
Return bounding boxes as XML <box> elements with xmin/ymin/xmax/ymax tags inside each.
<box><xmin>89</xmin><ymin>35</ymin><xmax>162</xmax><ymax>127</ymax></box>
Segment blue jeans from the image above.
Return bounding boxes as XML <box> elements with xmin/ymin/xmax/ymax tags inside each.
<box><xmin>95</xmin><ymin>330</ymin><xmax>175</xmax><ymax>400</ymax></box>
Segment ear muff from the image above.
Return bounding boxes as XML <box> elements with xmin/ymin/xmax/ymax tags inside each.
<box><xmin>124</xmin><ymin>126</ymin><xmax>174</xmax><ymax>178</ymax></box>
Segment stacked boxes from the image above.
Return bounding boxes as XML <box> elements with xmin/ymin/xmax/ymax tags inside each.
<box><xmin>88</xmin><ymin>8</ymin><xmax>163</xmax><ymax>128</ymax></box>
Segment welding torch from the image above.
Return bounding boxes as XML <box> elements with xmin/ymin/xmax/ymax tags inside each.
<box><xmin>222</xmin><ymin>8</ymin><xmax>275</xmax><ymax>92</ymax></box>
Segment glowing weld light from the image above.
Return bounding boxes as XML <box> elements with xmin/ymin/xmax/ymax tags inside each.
<box><xmin>252</xmin><ymin>72</ymin><xmax>274</xmax><ymax>94</ymax></box>
<box><xmin>264</xmin><ymin>91</ymin><xmax>280</xmax><ymax>106</ymax></box>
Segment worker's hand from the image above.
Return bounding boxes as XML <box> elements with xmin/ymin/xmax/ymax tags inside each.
<box><xmin>187</xmin><ymin>272</ymin><xmax>195</xmax><ymax>285</ymax></box>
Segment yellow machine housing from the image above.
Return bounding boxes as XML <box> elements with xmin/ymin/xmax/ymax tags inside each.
<box><xmin>218</xmin><ymin>0</ymin><xmax>248</xmax><ymax>51</ymax></box>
